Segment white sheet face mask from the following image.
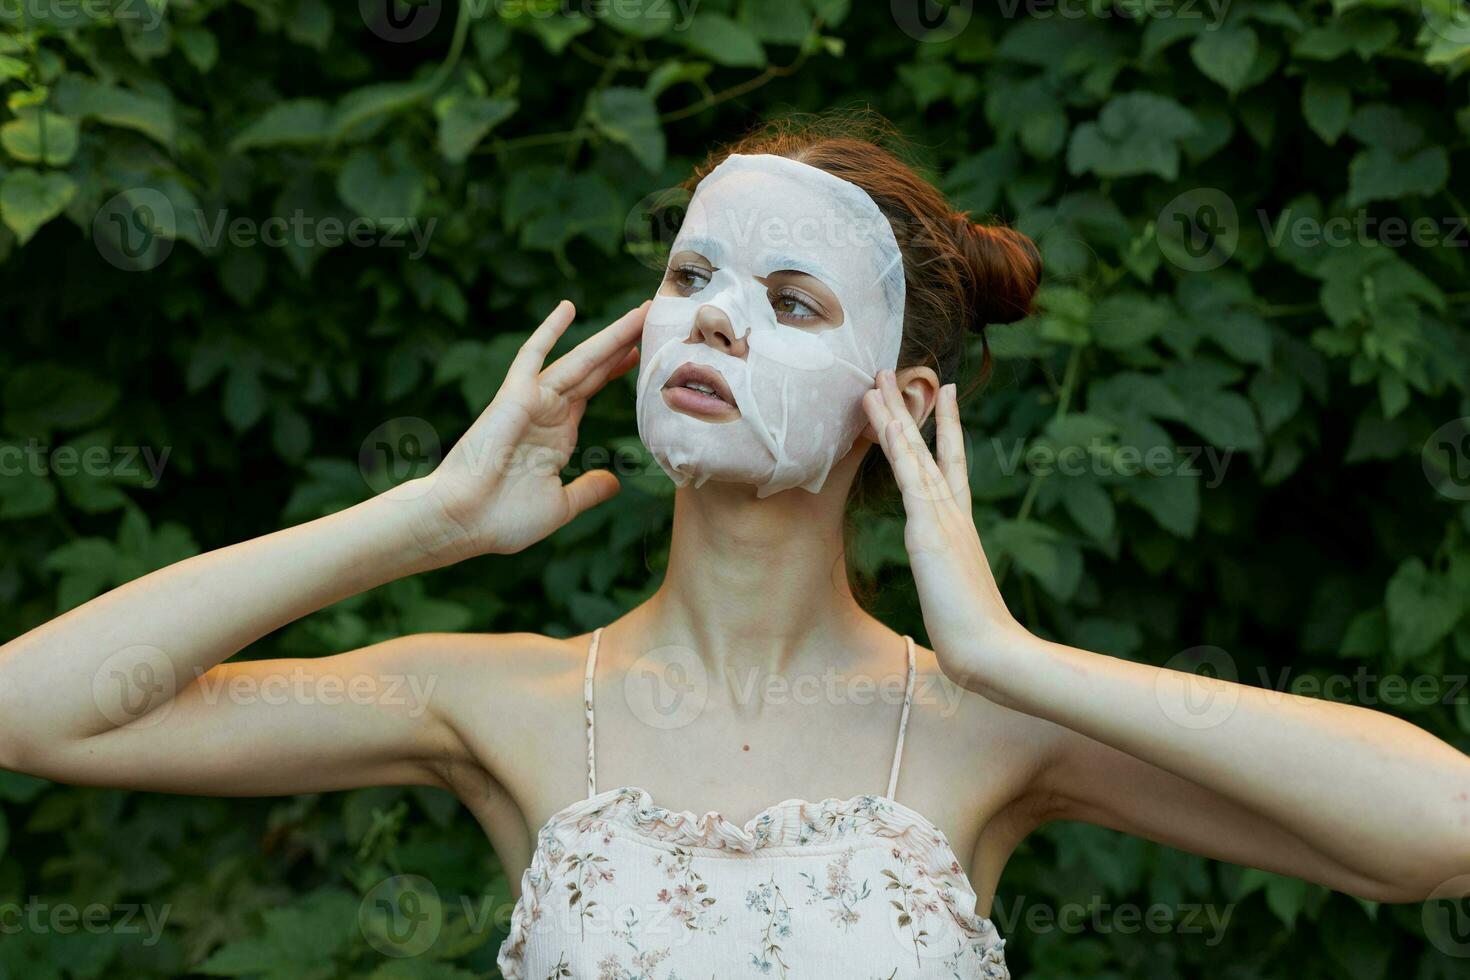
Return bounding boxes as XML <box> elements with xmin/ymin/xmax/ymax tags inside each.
<box><xmin>635</xmin><ymin>154</ymin><xmax>906</xmax><ymax>497</ymax></box>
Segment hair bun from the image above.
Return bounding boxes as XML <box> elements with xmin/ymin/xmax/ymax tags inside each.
<box><xmin>951</xmin><ymin>214</ymin><xmax>1041</xmax><ymax>331</ymax></box>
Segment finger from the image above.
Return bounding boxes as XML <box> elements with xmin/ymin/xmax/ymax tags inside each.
<box><xmin>863</xmin><ymin>387</ymin><xmax>926</xmax><ymax>489</ymax></box>
<box><xmin>542</xmin><ymin>301</ymin><xmax>649</xmax><ymax>395</ymax></box>
<box><xmin>561</xmin><ymin>469</ymin><xmax>621</xmax><ymax>521</ymax></box>
<box><xmin>879</xmin><ymin>370</ymin><xmax>943</xmax><ymax>484</ymax></box>
<box><xmin>509</xmin><ymin>300</ymin><xmax>577</xmax><ymax>379</ymax></box>
<box><xmin>561</xmin><ymin>341</ymin><xmax>640</xmax><ymax>403</ymax></box>
<box><xmin>935</xmin><ymin>383</ymin><xmax>971</xmax><ymax>503</ymax></box>
<box><xmin>606</xmin><ymin>346</ymin><xmax>640</xmax><ymax>381</ymax></box>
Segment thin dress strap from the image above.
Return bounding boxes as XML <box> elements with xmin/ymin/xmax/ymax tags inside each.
<box><xmin>584</xmin><ymin>627</ymin><xmax>602</xmax><ymax>798</ymax></box>
<box><xmin>885</xmin><ymin>635</ymin><xmax>917</xmax><ymax>800</ymax></box>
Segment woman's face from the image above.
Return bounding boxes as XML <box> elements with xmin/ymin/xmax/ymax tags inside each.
<box><xmin>635</xmin><ymin>154</ymin><xmax>905</xmax><ymax>497</ymax></box>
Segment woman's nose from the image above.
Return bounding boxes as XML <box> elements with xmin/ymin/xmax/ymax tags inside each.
<box><xmin>687</xmin><ymin>304</ymin><xmax>749</xmax><ymax>358</ymax></box>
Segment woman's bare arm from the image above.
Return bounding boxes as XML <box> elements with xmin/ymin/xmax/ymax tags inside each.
<box><xmin>865</xmin><ymin>374</ymin><xmax>1470</xmax><ymax>904</ymax></box>
<box><xmin>0</xmin><ymin>300</ymin><xmax>646</xmax><ymax>795</ymax></box>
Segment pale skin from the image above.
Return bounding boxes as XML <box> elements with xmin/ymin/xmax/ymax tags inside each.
<box><xmin>1</xmin><ymin>295</ymin><xmax>1468</xmax><ymax>935</ymax></box>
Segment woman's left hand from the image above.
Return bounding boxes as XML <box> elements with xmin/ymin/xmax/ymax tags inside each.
<box><xmin>862</xmin><ymin>369</ymin><xmax>1028</xmax><ymax>691</ymax></box>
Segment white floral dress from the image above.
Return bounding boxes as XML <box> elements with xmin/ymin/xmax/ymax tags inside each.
<box><xmin>497</xmin><ymin>629</ymin><xmax>1011</xmax><ymax>979</ymax></box>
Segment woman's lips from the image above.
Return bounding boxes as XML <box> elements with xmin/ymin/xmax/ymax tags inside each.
<box><xmin>662</xmin><ymin>362</ymin><xmax>740</xmax><ymax>422</ymax></box>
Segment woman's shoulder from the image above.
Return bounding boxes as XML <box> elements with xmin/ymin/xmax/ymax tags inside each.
<box><xmin>409</xmin><ymin>629</ymin><xmax>594</xmax><ymax>689</ymax></box>
<box><xmin>375</xmin><ymin>630</ymin><xmax>594</xmax><ymax>736</ymax></box>
<box><xmin>903</xmin><ymin>638</ymin><xmax>1068</xmax><ymax>766</ymax></box>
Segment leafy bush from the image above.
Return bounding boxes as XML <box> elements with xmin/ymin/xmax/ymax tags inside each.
<box><xmin>2</xmin><ymin>0</ymin><xmax>1469</xmax><ymax>977</ymax></box>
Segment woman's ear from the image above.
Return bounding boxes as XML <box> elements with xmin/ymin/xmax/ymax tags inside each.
<box><xmin>858</xmin><ymin>365</ymin><xmax>941</xmax><ymax>443</ymax></box>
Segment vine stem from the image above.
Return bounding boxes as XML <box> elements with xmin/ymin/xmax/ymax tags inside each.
<box><xmin>564</xmin><ymin>36</ymin><xmax>633</xmax><ymax>167</ymax></box>
<box><xmin>659</xmin><ymin>13</ymin><xmax>825</xmax><ymax>122</ymax></box>
<box><xmin>479</xmin><ymin>13</ymin><xmax>827</xmax><ymax>156</ymax></box>
<box><xmin>993</xmin><ymin>343</ymin><xmax>1081</xmax><ymax>588</ymax></box>
<box><xmin>425</xmin><ymin>0</ymin><xmax>472</xmax><ymax>93</ymax></box>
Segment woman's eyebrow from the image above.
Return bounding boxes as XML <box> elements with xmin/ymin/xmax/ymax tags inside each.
<box><xmin>674</xmin><ymin>236</ymin><xmax>725</xmax><ymax>265</ymax></box>
<box><xmin>762</xmin><ymin>253</ymin><xmax>837</xmax><ymax>285</ymax></box>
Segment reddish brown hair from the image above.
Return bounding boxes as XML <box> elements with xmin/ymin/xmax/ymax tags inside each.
<box><xmin>679</xmin><ymin>109</ymin><xmax>1042</xmax><ymax>531</ymax></box>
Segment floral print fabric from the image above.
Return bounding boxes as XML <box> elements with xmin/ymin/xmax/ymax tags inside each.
<box><xmin>496</xmin><ymin>788</ymin><xmax>1010</xmax><ymax>978</ymax></box>
<box><xmin>497</xmin><ymin>629</ymin><xmax>1009</xmax><ymax>978</ymax></box>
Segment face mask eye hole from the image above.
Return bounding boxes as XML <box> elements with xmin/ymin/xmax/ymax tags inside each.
<box><xmin>660</xmin><ymin>251</ymin><xmax>715</xmax><ymax>297</ymax></box>
<box><xmin>760</xmin><ymin>272</ymin><xmax>844</xmax><ymax>331</ymax></box>
<box><xmin>770</xmin><ymin>288</ymin><xmax>819</xmax><ymax>322</ymax></box>
<box><xmin>680</xmin><ymin>266</ymin><xmax>711</xmax><ymax>291</ymax></box>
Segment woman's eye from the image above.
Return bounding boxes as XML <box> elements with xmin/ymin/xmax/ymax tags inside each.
<box><xmin>668</xmin><ymin>265</ymin><xmax>711</xmax><ymax>293</ymax></box>
<box><xmin>770</xmin><ymin>289</ymin><xmax>820</xmax><ymax>322</ymax></box>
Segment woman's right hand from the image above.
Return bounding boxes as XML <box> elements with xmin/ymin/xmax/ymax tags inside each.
<box><xmin>408</xmin><ymin>299</ymin><xmax>648</xmax><ymax>559</ymax></box>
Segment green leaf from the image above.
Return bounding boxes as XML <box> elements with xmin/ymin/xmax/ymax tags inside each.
<box><xmin>1248</xmin><ymin>369</ymin><xmax>1303</xmax><ymax>434</ymax></box>
<box><xmin>3</xmin><ymin>363</ymin><xmax>117</xmax><ymax>435</ymax></box>
<box><xmin>222</xmin><ymin>366</ymin><xmax>267</xmax><ymax>432</ymax></box>
<box><xmin>329</xmin><ymin>79</ymin><xmax>436</xmax><ymax>143</ymax></box>
<box><xmin>740</xmin><ymin>0</ymin><xmax>811</xmax><ymax>45</ymax></box>
<box><xmin>198</xmin><ymin>888</ymin><xmax>358</xmax><ymax>976</ymax></box>
<box><xmin>52</xmin><ymin>74</ymin><xmax>175</xmax><ymax>148</ymax></box>
<box><xmin>1239</xmin><ymin>869</ymin><xmax>1318</xmax><ymax>928</ymax></box>
<box><xmin>0</xmin><ymin>439</ymin><xmax>57</xmax><ymax>519</ymax></box>
<box><xmin>1126</xmin><ymin>472</ymin><xmax>1201</xmax><ymax>537</ymax></box>
<box><xmin>0</xmin><ymin>168</ymin><xmax>75</xmax><ymax>245</ymax></box>
<box><xmin>1067</xmin><ymin>93</ymin><xmax>1200</xmax><ymax>180</ymax></box>
<box><xmin>1346</xmin><ymin>103</ymin><xmax>1424</xmax><ymax>153</ymax></box>
<box><xmin>644</xmin><ymin>60</ymin><xmax>714</xmax><ymax>97</ymax></box>
<box><xmin>1346</xmin><ymin>145</ymin><xmax>1448</xmax><ymax>206</ymax></box>
<box><xmin>1162</xmin><ymin>364</ymin><xmax>1264</xmax><ymax>453</ymax></box>
<box><xmin>1059</xmin><ymin>477</ymin><xmax>1115</xmax><ymax>542</ymax></box>
<box><xmin>230</xmin><ymin>99</ymin><xmax>330</xmax><ymax>151</ymax></box>
<box><xmin>176</xmin><ymin>25</ymin><xmax>219</xmax><ymax>72</ymax></box>
<box><xmin>1301</xmin><ymin>77</ymin><xmax>1350</xmax><ymax>144</ymax></box>
<box><xmin>588</xmin><ymin>87</ymin><xmax>665</xmax><ymax>173</ymax></box>
<box><xmin>513</xmin><ymin>11</ymin><xmax>594</xmax><ymax>53</ymax></box>
<box><xmin>1321</xmin><ymin>896</ymin><xmax>1392</xmax><ymax>980</ymax></box>
<box><xmin>0</xmin><ymin>53</ymin><xmax>29</xmax><ymax>81</ymax></box>
<box><xmin>1089</xmin><ymin>293</ymin><xmax>1171</xmax><ymax>351</ymax></box>
<box><xmin>602</xmin><ymin>2</ymin><xmax>677</xmax><ymax>39</ymax></box>
<box><xmin>435</xmin><ymin>93</ymin><xmax>516</xmax><ymax>163</ymax></box>
<box><xmin>285</xmin><ymin>0</ymin><xmax>333</xmax><ymax>50</ymax></box>
<box><xmin>1385</xmin><ymin>558</ymin><xmax>1465</xmax><ymax>664</ymax></box>
<box><xmin>337</xmin><ymin>145</ymin><xmax>427</xmax><ymax>229</ymax></box>
<box><xmin>0</xmin><ymin>109</ymin><xmax>79</xmax><ymax>165</ymax></box>
<box><xmin>1190</xmin><ymin>25</ymin><xmax>1259</xmax><ymax>93</ymax></box>
<box><xmin>989</xmin><ymin>519</ymin><xmax>1083</xmax><ymax>601</ymax></box>
<box><xmin>0</xmin><ymin>770</ymin><xmax>47</xmax><ymax>803</ymax></box>
<box><xmin>678</xmin><ymin>13</ymin><xmax>766</xmax><ymax>67</ymax></box>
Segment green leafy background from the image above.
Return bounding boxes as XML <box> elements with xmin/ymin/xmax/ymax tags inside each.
<box><xmin>2</xmin><ymin>0</ymin><xmax>1470</xmax><ymax>977</ymax></box>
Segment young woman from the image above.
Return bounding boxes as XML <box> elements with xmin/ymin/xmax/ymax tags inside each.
<box><xmin>1</xmin><ymin>119</ymin><xmax>1467</xmax><ymax>979</ymax></box>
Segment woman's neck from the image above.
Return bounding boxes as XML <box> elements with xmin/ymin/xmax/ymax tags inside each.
<box><xmin>637</xmin><ymin>476</ymin><xmax>871</xmax><ymax>674</ymax></box>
